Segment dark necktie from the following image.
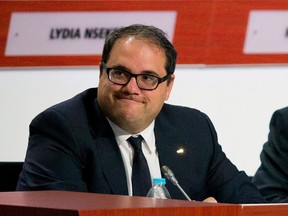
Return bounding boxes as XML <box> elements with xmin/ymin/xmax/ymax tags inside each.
<box><xmin>128</xmin><ymin>135</ymin><xmax>152</xmax><ymax>196</ymax></box>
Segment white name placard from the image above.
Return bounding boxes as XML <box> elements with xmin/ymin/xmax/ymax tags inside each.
<box><xmin>5</xmin><ymin>11</ymin><xmax>177</xmax><ymax>56</ymax></box>
<box><xmin>244</xmin><ymin>10</ymin><xmax>288</xmax><ymax>54</ymax></box>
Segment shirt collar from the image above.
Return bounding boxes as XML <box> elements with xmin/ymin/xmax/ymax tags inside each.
<box><xmin>107</xmin><ymin>118</ymin><xmax>155</xmax><ymax>153</ymax></box>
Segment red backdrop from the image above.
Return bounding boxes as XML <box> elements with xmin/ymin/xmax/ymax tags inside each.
<box><xmin>1</xmin><ymin>0</ymin><xmax>288</xmax><ymax>67</ymax></box>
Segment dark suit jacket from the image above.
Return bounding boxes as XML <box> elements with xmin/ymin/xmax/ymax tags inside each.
<box><xmin>252</xmin><ymin>107</ymin><xmax>288</xmax><ymax>203</ymax></box>
<box><xmin>17</xmin><ymin>88</ymin><xmax>265</xmax><ymax>203</ymax></box>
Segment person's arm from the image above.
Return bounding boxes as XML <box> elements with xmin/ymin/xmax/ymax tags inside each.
<box><xmin>17</xmin><ymin>108</ymin><xmax>88</xmax><ymax>191</ymax></box>
<box><xmin>202</xmin><ymin>114</ymin><xmax>266</xmax><ymax>204</ymax></box>
<box><xmin>252</xmin><ymin>107</ymin><xmax>288</xmax><ymax>203</ymax></box>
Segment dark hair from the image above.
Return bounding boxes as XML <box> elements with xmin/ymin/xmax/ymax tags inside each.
<box><xmin>101</xmin><ymin>24</ymin><xmax>177</xmax><ymax>76</ymax></box>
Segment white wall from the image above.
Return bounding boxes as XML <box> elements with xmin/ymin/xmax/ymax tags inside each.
<box><xmin>0</xmin><ymin>65</ymin><xmax>287</xmax><ymax>176</ymax></box>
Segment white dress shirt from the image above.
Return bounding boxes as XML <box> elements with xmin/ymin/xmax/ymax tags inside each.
<box><xmin>107</xmin><ymin>119</ymin><xmax>162</xmax><ymax>196</ymax></box>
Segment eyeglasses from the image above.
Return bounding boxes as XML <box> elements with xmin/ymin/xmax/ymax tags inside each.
<box><xmin>101</xmin><ymin>62</ymin><xmax>172</xmax><ymax>91</ymax></box>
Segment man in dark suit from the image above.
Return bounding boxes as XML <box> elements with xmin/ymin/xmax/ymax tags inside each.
<box><xmin>253</xmin><ymin>107</ymin><xmax>288</xmax><ymax>203</ymax></box>
<box><xmin>17</xmin><ymin>24</ymin><xmax>265</xmax><ymax>203</ymax></box>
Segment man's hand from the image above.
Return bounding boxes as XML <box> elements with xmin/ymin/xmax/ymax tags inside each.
<box><xmin>203</xmin><ymin>197</ymin><xmax>217</xmax><ymax>203</ymax></box>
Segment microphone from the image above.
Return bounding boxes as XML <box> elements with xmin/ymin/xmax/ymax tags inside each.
<box><xmin>161</xmin><ymin>165</ymin><xmax>192</xmax><ymax>201</ymax></box>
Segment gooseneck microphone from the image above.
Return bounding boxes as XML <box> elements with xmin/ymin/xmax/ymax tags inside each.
<box><xmin>161</xmin><ymin>165</ymin><xmax>192</xmax><ymax>201</ymax></box>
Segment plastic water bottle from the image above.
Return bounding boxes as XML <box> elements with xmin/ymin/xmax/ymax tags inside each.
<box><xmin>146</xmin><ymin>178</ymin><xmax>171</xmax><ymax>199</ymax></box>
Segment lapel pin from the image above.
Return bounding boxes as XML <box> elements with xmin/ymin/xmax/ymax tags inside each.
<box><xmin>176</xmin><ymin>148</ymin><xmax>185</xmax><ymax>154</ymax></box>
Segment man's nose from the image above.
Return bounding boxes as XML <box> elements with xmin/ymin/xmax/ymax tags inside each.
<box><xmin>123</xmin><ymin>77</ymin><xmax>141</xmax><ymax>92</ymax></box>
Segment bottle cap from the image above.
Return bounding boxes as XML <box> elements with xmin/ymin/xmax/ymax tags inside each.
<box><xmin>152</xmin><ymin>178</ymin><xmax>166</xmax><ymax>184</ymax></box>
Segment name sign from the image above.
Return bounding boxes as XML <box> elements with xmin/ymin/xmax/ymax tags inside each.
<box><xmin>244</xmin><ymin>10</ymin><xmax>288</xmax><ymax>54</ymax></box>
<box><xmin>5</xmin><ymin>11</ymin><xmax>177</xmax><ymax>56</ymax></box>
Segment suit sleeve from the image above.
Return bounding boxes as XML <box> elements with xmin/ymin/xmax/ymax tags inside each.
<box><xmin>252</xmin><ymin>107</ymin><xmax>288</xmax><ymax>203</ymax></box>
<box><xmin>16</xmin><ymin>108</ymin><xmax>88</xmax><ymax>192</ymax></box>
<box><xmin>202</xmin><ymin>114</ymin><xmax>266</xmax><ymax>204</ymax></box>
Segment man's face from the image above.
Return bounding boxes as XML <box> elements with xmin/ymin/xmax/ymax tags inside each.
<box><xmin>97</xmin><ymin>37</ymin><xmax>175</xmax><ymax>134</ymax></box>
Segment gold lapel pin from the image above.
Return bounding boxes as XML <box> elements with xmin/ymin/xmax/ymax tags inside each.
<box><xmin>176</xmin><ymin>148</ymin><xmax>185</xmax><ymax>154</ymax></box>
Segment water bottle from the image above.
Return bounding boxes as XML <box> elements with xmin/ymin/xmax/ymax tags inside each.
<box><xmin>146</xmin><ymin>178</ymin><xmax>171</xmax><ymax>199</ymax></box>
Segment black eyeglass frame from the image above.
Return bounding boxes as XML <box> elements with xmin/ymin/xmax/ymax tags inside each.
<box><xmin>101</xmin><ymin>61</ymin><xmax>172</xmax><ymax>91</ymax></box>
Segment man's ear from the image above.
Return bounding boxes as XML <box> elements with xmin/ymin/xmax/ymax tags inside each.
<box><xmin>165</xmin><ymin>74</ymin><xmax>175</xmax><ymax>101</ymax></box>
<box><xmin>99</xmin><ymin>62</ymin><xmax>104</xmax><ymax>76</ymax></box>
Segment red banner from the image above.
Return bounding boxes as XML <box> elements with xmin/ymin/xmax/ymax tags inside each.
<box><xmin>1</xmin><ymin>0</ymin><xmax>288</xmax><ymax>67</ymax></box>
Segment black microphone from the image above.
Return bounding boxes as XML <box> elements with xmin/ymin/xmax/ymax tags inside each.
<box><xmin>161</xmin><ymin>165</ymin><xmax>192</xmax><ymax>201</ymax></box>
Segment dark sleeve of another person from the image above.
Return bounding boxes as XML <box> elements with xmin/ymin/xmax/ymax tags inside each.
<box><xmin>252</xmin><ymin>107</ymin><xmax>288</xmax><ymax>203</ymax></box>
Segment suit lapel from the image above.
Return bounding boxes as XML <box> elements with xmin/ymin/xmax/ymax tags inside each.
<box><xmin>154</xmin><ymin>114</ymin><xmax>193</xmax><ymax>199</ymax></box>
<box><xmin>90</xmin><ymin>98</ymin><xmax>128</xmax><ymax>195</ymax></box>
<box><xmin>154</xmin><ymin>112</ymin><xmax>191</xmax><ymax>177</ymax></box>
<box><xmin>97</xmin><ymin>136</ymin><xmax>128</xmax><ymax>195</ymax></box>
